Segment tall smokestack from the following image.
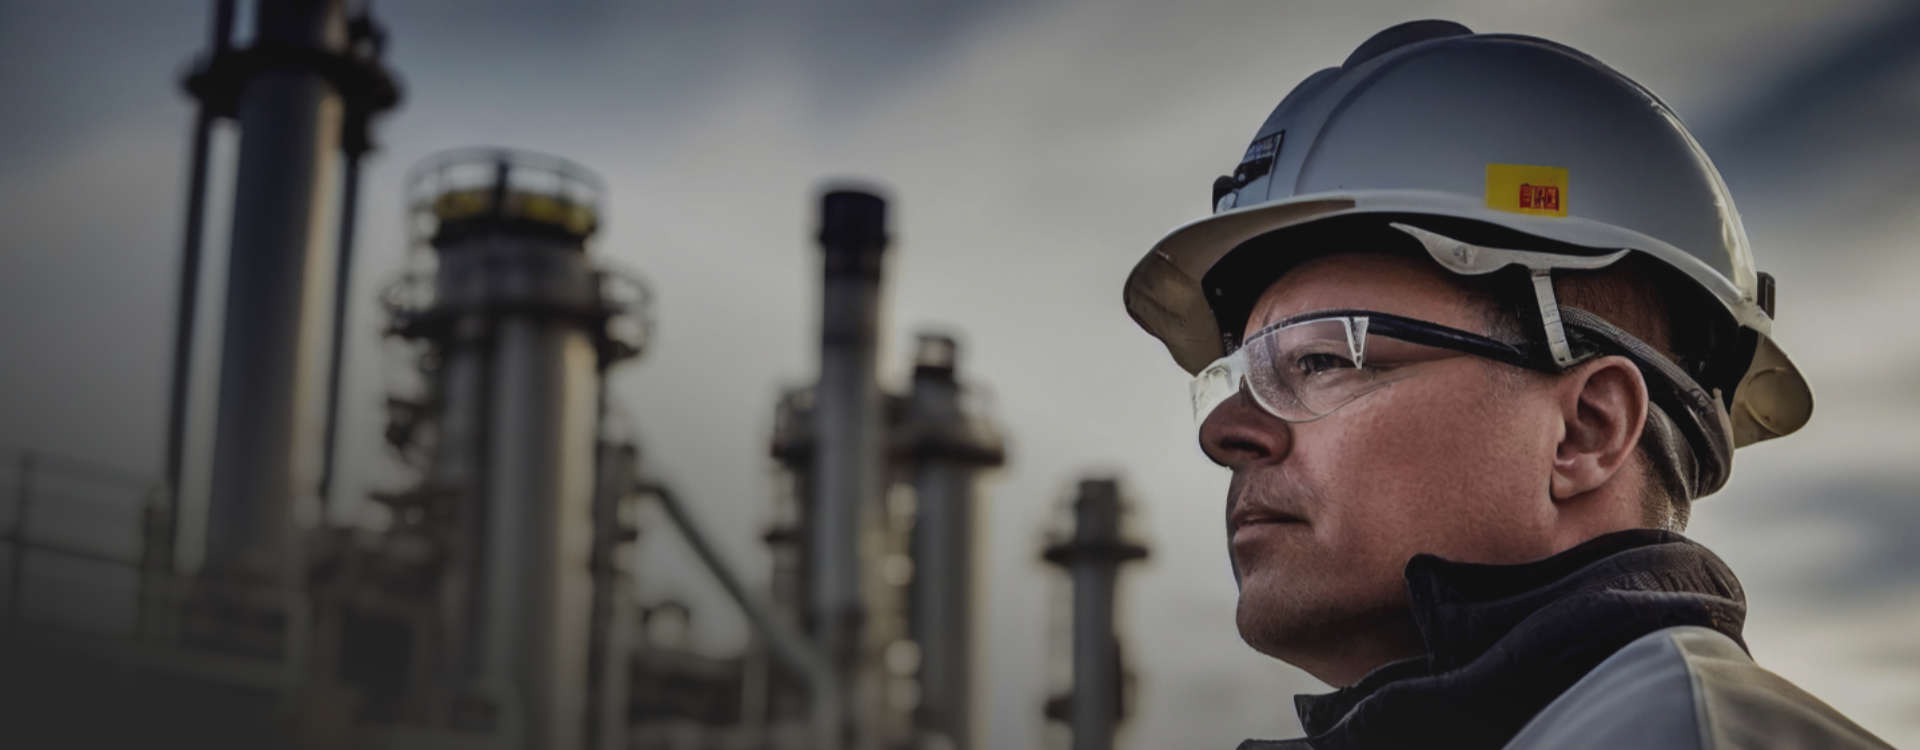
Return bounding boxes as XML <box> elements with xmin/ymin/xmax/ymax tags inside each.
<box><xmin>811</xmin><ymin>187</ymin><xmax>889</xmax><ymax>748</ymax></box>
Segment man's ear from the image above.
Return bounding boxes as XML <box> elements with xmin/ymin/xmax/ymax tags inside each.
<box><xmin>1551</xmin><ymin>355</ymin><xmax>1649</xmax><ymax>502</ymax></box>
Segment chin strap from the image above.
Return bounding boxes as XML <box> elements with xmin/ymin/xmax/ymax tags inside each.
<box><xmin>1558</xmin><ymin>306</ymin><xmax>1734</xmax><ymax>500</ymax></box>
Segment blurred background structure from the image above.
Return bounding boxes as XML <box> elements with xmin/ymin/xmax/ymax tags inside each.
<box><xmin>2</xmin><ymin>0</ymin><xmax>1918</xmax><ymax>748</ymax></box>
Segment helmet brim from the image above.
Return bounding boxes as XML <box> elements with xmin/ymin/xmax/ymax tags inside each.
<box><xmin>1124</xmin><ymin>189</ymin><xmax>1812</xmax><ymax>445</ymax></box>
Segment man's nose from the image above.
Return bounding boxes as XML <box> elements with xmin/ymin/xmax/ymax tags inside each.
<box><xmin>1198</xmin><ymin>389</ymin><xmax>1293</xmax><ymax>469</ymax></box>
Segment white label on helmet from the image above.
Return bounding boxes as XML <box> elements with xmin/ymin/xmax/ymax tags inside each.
<box><xmin>1233</xmin><ymin>131</ymin><xmax>1284</xmax><ymax>184</ymax></box>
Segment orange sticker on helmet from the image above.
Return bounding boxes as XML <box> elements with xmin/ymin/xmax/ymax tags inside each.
<box><xmin>1485</xmin><ymin>164</ymin><xmax>1568</xmax><ymax>217</ymax></box>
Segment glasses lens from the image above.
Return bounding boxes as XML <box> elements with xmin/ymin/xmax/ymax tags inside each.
<box><xmin>1243</xmin><ymin>317</ymin><xmax>1369</xmax><ymax>421</ymax></box>
<box><xmin>1191</xmin><ymin>358</ymin><xmax>1242</xmax><ymax>424</ymax></box>
<box><xmin>1192</xmin><ymin>317</ymin><xmax>1368</xmax><ymax>426</ymax></box>
<box><xmin>1192</xmin><ymin>312</ymin><xmax>1499</xmax><ymax>428</ymax></box>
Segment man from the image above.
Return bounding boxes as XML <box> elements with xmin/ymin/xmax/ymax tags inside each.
<box><xmin>1122</xmin><ymin>20</ymin><xmax>1891</xmax><ymax>749</ymax></box>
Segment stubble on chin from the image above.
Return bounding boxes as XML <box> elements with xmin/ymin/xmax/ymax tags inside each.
<box><xmin>1233</xmin><ymin>564</ymin><xmax>1418</xmax><ymax>674</ymax></box>
<box><xmin>1234</xmin><ymin>569</ymin><xmax>1340</xmax><ymax>659</ymax></box>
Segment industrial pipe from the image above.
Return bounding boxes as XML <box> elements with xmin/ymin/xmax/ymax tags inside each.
<box><xmin>639</xmin><ymin>480</ymin><xmax>840</xmax><ymax>742</ymax></box>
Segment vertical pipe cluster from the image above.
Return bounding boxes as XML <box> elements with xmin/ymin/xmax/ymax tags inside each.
<box><xmin>173</xmin><ymin>0</ymin><xmax>398</xmax><ymax>630</ymax></box>
<box><xmin>810</xmin><ymin>188</ymin><xmax>889</xmax><ymax>748</ymax></box>
<box><xmin>753</xmin><ymin>191</ymin><xmax>1009</xmax><ymax>750</ymax></box>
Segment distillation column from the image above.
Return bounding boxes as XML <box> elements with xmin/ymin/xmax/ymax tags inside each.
<box><xmin>385</xmin><ymin>149</ymin><xmax>644</xmax><ymax>749</ymax></box>
<box><xmin>899</xmin><ymin>334</ymin><xmax>1005</xmax><ymax>750</ymax></box>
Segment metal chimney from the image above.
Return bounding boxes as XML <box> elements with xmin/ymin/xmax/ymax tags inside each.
<box><xmin>810</xmin><ymin>187</ymin><xmax>890</xmax><ymax>749</ymax></box>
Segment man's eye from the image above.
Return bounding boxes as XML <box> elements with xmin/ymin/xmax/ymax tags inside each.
<box><xmin>1294</xmin><ymin>352</ymin><xmax>1357</xmax><ymax>375</ymax></box>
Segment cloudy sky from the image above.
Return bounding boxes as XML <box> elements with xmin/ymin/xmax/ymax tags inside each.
<box><xmin>3</xmin><ymin>0</ymin><xmax>1918</xmax><ymax>747</ymax></box>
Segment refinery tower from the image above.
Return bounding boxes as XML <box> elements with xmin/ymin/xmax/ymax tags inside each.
<box><xmin>0</xmin><ymin>3</ymin><xmax>1154</xmax><ymax>749</ymax></box>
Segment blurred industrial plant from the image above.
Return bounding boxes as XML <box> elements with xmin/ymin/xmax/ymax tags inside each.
<box><xmin>0</xmin><ymin>2</ymin><xmax>1151</xmax><ymax>748</ymax></box>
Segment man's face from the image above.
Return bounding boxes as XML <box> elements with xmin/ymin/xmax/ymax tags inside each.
<box><xmin>1201</xmin><ymin>252</ymin><xmax>1566</xmax><ymax>676</ymax></box>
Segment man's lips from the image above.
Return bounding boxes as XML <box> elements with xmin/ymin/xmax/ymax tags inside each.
<box><xmin>1228</xmin><ymin>502</ymin><xmax>1307</xmax><ymax>540</ymax></box>
<box><xmin>1229</xmin><ymin>509</ymin><xmax>1308</xmax><ymax>573</ymax></box>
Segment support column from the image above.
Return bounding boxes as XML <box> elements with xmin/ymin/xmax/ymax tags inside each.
<box><xmin>201</xmin><ymin>0</ymin><xmax>347</xmax><ymax>599</ymax></box>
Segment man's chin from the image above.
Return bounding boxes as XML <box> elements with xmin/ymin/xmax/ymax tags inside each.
<box><xmin>1233</xmin><ymin>578</ymin><xmax>1401</xmax><ymax>658</ymax></box>
<box><xmin>1233</xmin><ymin>585</ymin><xmax>1335</xmax><ymax>660</ymax></box>
<box><xmin>1235</xmin><ymin>577</ymin><xmax>1427</xmax><ymax>685</ymax></box>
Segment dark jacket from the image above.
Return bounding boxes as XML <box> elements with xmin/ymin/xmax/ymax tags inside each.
<box><xmin>1237</xmin><ymin>529</ymin><xmax>1891</xmax><ymax>749</ymax></box>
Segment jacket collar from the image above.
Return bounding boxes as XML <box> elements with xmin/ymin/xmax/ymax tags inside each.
<box><xmin>1244</xmin><ymin>529</ymin><xmax>1746</xmax><ymax>750</ymax></box>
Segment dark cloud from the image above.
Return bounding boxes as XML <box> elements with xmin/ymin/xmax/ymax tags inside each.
<box><xmin>1699</xmin><ymin>3</ymin><xmax>1920</xmax><ymax>234</ymax></box>
<box><xmin>0</xmin><ymin>1</ymin><xmax>201</xmax><ymax>176</ymax></box>
<box><xmin>1707</xmin><ymin>473</ymin><xmax>1920</xmax><ymax>604</ymax></box>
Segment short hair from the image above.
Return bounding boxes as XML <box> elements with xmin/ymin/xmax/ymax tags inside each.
<box><xmin>1471</xmin><ymin>253</ymin><xmax>1708</xmax><ymax>531</ymax></box>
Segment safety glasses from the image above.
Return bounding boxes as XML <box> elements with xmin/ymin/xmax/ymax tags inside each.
<box><xmin>1191</xmin><ymin>309</ymin><xmax>1559</xmax><ymax>425</ymax></box>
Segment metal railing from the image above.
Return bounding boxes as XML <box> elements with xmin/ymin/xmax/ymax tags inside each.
<box><xmin>0</xmin><ymin>447</ymin><xmax>314</xmax><ymax>696</ymax></box>
<box><xmin>0</xmin><ymin>449</ymin><xmax>168</xmax><ymax>637</ymax></box>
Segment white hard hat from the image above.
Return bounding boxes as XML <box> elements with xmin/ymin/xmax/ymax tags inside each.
<box><xmin>1125</xmin><ymin>20</ymin><xmax>1812</xmax><ymax>495</ymax></box>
